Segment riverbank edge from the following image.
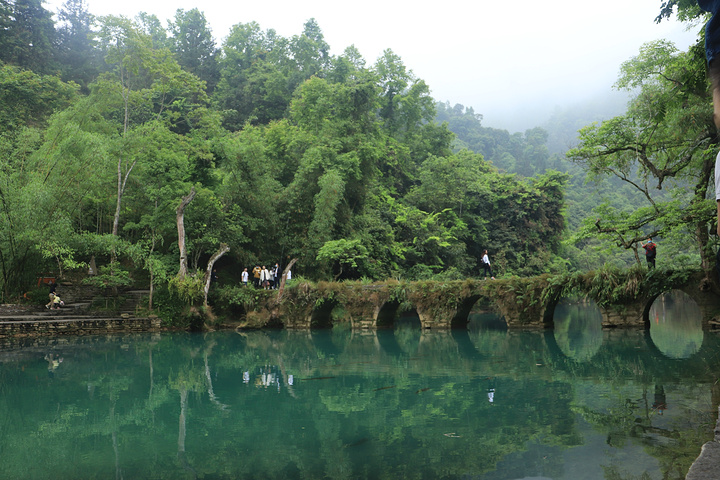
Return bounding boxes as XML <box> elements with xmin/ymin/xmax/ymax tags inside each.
<box><xmin>686</xmin><ymin>406</ymin><xmax>720</xmax><ymax>480</ymax></box>
<box><xmin>0</xmin><ymin>315</ymin><xmax>163</xmax><ymax>338</ymax></box>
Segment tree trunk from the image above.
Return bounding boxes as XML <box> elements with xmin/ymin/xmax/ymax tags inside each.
<box><xmin>112</xmin><ymin>156</ymin><xmax>137</xmax><ymax>237</ymax></box>
<box><xmin>203</xmin><ymin>243</ymin><xmax>230</xmax><ymax>307</ymax></box>
<box><xmin>694</xmin><ymin>157</ymin><xmax>714</xmax><ymax>273</ymax></box>
<box><xmin>148</xmin><ymin>202</ymin><xmax>158</xmax><ymax>310</ymax></box>
<box><xmin>176</xmin><ymin>187</ymin><xmax>196</xmax><ymax>279</ymax></box>
<box><xmin>274</xmin><ymin>258</ymin><xmax>298</xmax><ymax>305</ymax></box>
<box><xmin>112</xmin><ymin>158</ymin><xmax>123</xmax><ymax>237</ymax></box>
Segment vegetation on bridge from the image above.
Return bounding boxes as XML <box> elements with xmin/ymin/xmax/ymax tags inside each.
<box><xmin>207</xmin><ymin>265</ymin><xmax>712</xmax><ymax>329</ymax></box>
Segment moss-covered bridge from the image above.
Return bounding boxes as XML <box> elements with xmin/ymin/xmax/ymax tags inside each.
<box><xmin>232</xmin><ymin>269</ymin><xmax>720</xmax><ymax>330</ymax></box>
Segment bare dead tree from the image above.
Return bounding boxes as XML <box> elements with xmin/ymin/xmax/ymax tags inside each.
<box><xmin>274</xmin><ymin>258</ymin><xmax>298</xmax><ymax>304</ymax></box>
<box><xmin>203</xmin><ymin>243</ymin><xmax>230</xmax><ymax>307</ymax></box>
<box><xmin>176</xmin><ymin>187</ymin><xmax>196</xmax><ymax>279</ymax></box>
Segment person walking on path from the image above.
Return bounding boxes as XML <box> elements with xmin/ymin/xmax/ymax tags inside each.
<box><xmin>241</xmin><ymin>268</ymin><xmax>249</xmax><ymax>287</ymax></box>
<box><xmin>699</xmin><ymin>1</ymin><xmax>720</xmax><ymax>132</ymax></box>
<box><xmin>642</xmin><ymin>238</ymin><xmax>657</xmax><ymax>269</ymax></box>
<box><xmin>481</xmin><ymin>250</ymin><xmax>495</xmax><ymax>280</ymax></box>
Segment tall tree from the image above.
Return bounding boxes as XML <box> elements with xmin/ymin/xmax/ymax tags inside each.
<box><xmin>214</xmin><ymin>21</ymin><xmax>294</xmax><ymax>129</ymax></box>
<box><xmin>168</xmin><ymin>8</ymin><xmax>219</xmax><ymax>94</ymax></box>
<box><xmin>55</xmin><ymin>0</ymin><xmax>101</xmax><ymax>89</ymax></box>
<box><xmin>568</xmin><ymin>39</ymin><xmax>715</xmax><ymax>271</ymax></box>
<box><xmin>289</xmin><ymin>18</ymin><xmax>330</xmax><ymax>80</ymax></box>
<box><xmin>0</xmin><ymin>0</ymin><xmax>57</xmax><ymax>73</ymax></box>
<box><xmin>95</xmin><ymin>15</ymin><xmax>207</xmax><ymax>238</ymax></box>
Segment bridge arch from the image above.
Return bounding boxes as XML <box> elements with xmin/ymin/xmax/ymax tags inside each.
<box><xmin>268</xmin><ymin>271</ymin><xmax>720</xmax><ymax>331</ymax></box>
<box><xmin>644</xmin><ymin>290</ymin><xmax>704</xmax><ymax>359</ymax></box>
<box><xmin>309</xmin><ymin>298</ymin><xmax>339</xmax><ymax>328</ymax></box>
<box><xmin>540</xmin><ymin>287</ymin><xmax>567</xmax><ymax>329</ymax></box>
<box><xmin>375</xmin><ymin>301</ymin><xmax>402</xmax><ymax>328</ymax></box>
<box><xmin>449</xmin><ymin>295</ymin><xmax>485</xmax><ymax>329</ymax></box>
<box><xmin>658</xmin><ymin>281</ymin><xmax>719</xmax><ymax>329</ymax></box>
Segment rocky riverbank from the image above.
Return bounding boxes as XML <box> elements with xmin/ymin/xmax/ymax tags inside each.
<box><xmin>686</xmin><ymin>407</ymin><xmax>720</xmax><ymax>479</ymax></box>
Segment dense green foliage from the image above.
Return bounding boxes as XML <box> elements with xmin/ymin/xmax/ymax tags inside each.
<box><xmin>437</xmin><ymin>14</ymin><xmax>719</xmax><ymax>274</ymax></box>
<box><xmin>0</xmin><ymin>1</ymin><xmax>717</xmax><ymax>313</ymax></box>
<box><xmin>0</xmin><ymin>1</ymin><xmax>572</xmax><ymax>304</ymax></box>
<box><xmin>568</xmin><ymin>35</ymin><xmax>717</xmax><ymax>271</ymax></box>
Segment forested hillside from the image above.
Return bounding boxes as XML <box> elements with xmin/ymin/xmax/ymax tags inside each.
<box><xmin>436</xmin><ymin>7</ymin><xmax>720</xmax><ymax>275</ymax></box>
<box><xmin>0</xmin><ymin>0</ymin><xmax>573</xmax><ymax>302</ymax></box>
<box><xmin>0</xmin><ymin>0</ymin><xmax>716</xmax><ymax>307</ymax></box>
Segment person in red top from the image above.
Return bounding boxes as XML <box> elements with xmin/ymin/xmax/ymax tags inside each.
<box><xmin>642</xmin><ymin>238</ymin><xmax>656</xmax><ymax>269</ymax></box>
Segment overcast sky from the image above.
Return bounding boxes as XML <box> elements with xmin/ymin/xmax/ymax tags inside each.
<box><xmin>46</xmin><ymin>0</ymin><xmax>701</xmax><ymax>131</ymax></box>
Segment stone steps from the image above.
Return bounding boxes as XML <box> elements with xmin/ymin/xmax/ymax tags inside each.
<box><xmin>116</xmin><ymin>290</ymin><xmax>149</xmax><ymax>314</ymax></box>
<box><xmin>1</xmin><ymin>288</ymin><xmax>150</xmax><ymax>322</ymax></box>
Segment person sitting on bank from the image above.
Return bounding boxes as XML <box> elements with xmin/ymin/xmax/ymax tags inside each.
<box><xmin>45</xmin><ymin>281</ymin><xmax>57</xmax><ymax>309</ymax></box>
<box><xmin>52</xmin><ymin>295</ymin><xmax>64</xmax><ymax>310</ymax></box>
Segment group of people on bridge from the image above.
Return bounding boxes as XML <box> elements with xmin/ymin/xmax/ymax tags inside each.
<box><xmin>240</xmin><ymin>264</ymin><xmax>291</xmax><ymax>290</ymax></box>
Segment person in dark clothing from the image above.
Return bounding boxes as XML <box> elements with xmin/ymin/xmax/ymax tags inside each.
<box><xmin>642</xmin><ymin>238</ymin><xmax>657</xmax><ymax>269</ymax></box>
<box><xmin>652</xmin><ymin>385</ymin><xmax>667</xmax><ymax>415</ymax></box>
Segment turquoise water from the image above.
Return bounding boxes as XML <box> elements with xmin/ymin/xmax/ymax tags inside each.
<box><xmin>0</xmin><ymin>293</ymin><xmax>717</xmax><ymax>479</ymax></box>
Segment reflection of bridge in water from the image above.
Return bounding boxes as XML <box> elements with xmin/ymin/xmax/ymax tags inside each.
<box><xmin>256</xmin><ymin>272</ymin><xmax>720</xmax><ymax>479</ymax></box>
<box><xmin>295</xmin><ymin>325</ymin><xmax>720</xmax><ymax>478</ymax></box>
<box><xmin>252</xmin><ymin>270</ymin><xmax>720</xmax><ymax>331</ymax></box>
<box><xmin>282</xmin><ymin>327</ymin><xmax>720</xmax><ymax>388</ymax></box>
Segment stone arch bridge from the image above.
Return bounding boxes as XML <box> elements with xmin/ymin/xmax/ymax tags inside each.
<box><xmin>238</xmin><ymin>269</ymin><xmax>720</xmax><ymax>330</ymax></box>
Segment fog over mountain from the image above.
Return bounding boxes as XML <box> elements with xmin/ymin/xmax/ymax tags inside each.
<box><xmin>474</xmin><ymin>89</ymin><xmax>631</xmax><ymax>135</ymax></box>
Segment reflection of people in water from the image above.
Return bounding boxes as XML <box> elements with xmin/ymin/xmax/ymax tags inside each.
<box><xmin>44</xmin><ymin>353</ymin><xmax>63</xmax><ymax>377</ymax></box>
<box><xmin>248</xmin><ymin>365</ymin><xmax>295</xmax><ymax>392</ymax></box>
<box><xmin>254</xmin><ymin>365</ymin><xmax>281</xmax><ymax>391</ymax></box>
<box><xmin>652</xmin><ymin>385</ymin><xmax>668</xmax><ymax>415</ymax></box>
<box><xmin>486</xmin><ymin>378</ymin><xmax>495</xmax><ymax>403</ymax></box>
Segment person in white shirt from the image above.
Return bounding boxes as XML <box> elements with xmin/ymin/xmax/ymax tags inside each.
<box><xmin>481</xmin><ymin>250</ymin><xmax>495</xmax><ymax>280</ymax></box>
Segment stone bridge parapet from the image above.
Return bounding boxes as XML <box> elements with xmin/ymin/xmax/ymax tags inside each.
<box><xmin>232</xmin><ymin>268</ymin><xmax>720</xmax><ymax>331</ymax></box>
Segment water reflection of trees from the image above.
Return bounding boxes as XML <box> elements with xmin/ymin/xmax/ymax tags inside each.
<box><xmin>0</xmin><ymin>328</ymin><xmax>718</xmax><ymax>479</ymax></box>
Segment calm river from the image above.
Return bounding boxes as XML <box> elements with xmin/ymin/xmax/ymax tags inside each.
<box><xmin>0</xmin><ymin>291</ymin><xmax>717</xmax><ymax>479</ymax></box>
